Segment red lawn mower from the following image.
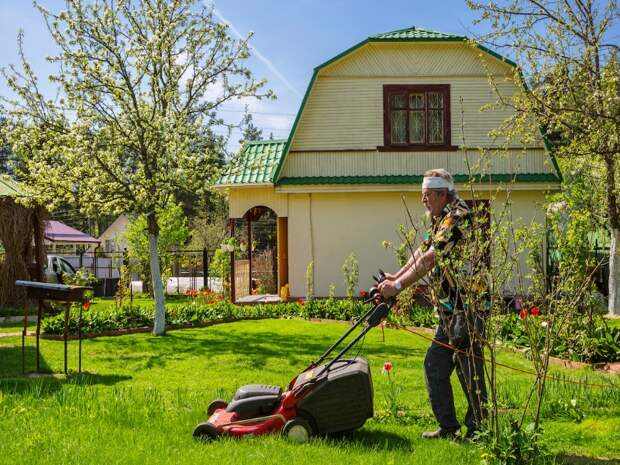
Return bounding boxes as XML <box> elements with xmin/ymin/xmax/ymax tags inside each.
<box><xmin>193</xmin><ymin>277</ymin><xmax>391</xmax><ymax>443</ymax></box>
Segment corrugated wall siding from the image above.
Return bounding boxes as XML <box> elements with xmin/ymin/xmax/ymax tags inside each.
<box><xmin>290</xmin><ymin>77</ymin><xmax>526</xmax><ymax>151</ymax></box>
<box><xmin>281</xmin><ymin>149</ymin><xmax>554</xmax><ymax>178</ymax></box>
<box><xmin>283</xmin><ymin>42</ymin><xmax>550</xmax><ymax>179</ymax></box>
<box><xmin>323</xmin><ymin>43</ymin><xmax>511</xmax><ymax>78</ymax></box>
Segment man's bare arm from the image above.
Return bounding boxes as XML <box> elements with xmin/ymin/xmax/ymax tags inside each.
<box><xmin>379</xmin><ymin>248</ymin><xmax>435</xmax><ymax>298</ymax></box>
<box><xmin>390</xmin><ymin>247</ymin><xmax>424</xmax><ymax>280</ymax></box>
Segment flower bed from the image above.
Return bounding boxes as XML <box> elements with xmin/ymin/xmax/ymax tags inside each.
<box><xmin>40</xmin><ymin>297</ymin><xmax>619</xmax><ymax>363</ymax></box>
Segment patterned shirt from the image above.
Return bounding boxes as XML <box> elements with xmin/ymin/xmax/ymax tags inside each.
<box><xmin>420</xmin><ymin>197</ymin><xmax>475</xmax><ymax>312</ymax></box>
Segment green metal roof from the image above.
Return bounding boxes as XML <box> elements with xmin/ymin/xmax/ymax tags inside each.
<box><xmin>217</xmin><ymin>139</ymin><xmax>288</xmax><ymax>186</ymax></box>
<box><xmin>0</xmin><ymin>176</ymin><xmax>25</xmax><ymax>197</ymax></box>
<box><xmin>278</xmin><ymin>173</ymin><xmax>561</xmax><ymax>186</ymax></box>
<box><xmin>369</xmin><ymin>26</ymin><xmax>466</xmax><ymax>41</ymax></box>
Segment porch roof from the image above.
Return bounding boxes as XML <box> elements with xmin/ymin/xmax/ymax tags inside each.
<box><xmin>216</xmin><ymin>139</ymin><xmax>288</xmax><ymax>186</ymax></box>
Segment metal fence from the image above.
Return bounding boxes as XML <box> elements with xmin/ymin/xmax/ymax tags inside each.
<box><xmin>52</xmin><ymin>248</ymin><xmax>218</xmax><ymax>296</ymax></box>
<box><xmin>546</xmin><ymin>241</ymin><xmax>610</xmax><ymax>295</ymax></box>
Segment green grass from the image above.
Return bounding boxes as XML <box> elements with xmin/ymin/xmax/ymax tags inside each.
<box><xmin>0</xmin><ymin>319</ymin><xmax>618</xmax><ymax>465</ymax></box>
<box><xmin>89</xmin><ymin>294</ymin><xmax>193</xmax><ymax>312</ymax></box>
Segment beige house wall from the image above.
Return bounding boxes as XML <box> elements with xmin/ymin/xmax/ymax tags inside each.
<box><xmin>283</xmin><ymin>189</ymin><xmax>548</xmax><ymax>298</ymax></box>
<box><xmin>227</xmin><ymin>187</ymin><xmax>289</xmax><ymax>218</ymax></box>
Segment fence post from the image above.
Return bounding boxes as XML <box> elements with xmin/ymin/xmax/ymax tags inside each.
<box><xmin>203</xmin><ymin>248</ymin><xmax>209</xmax><ymax>290</ymax></box>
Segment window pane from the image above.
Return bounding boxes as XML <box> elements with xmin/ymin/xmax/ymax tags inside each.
<box><xmin>409</xmin><ymin>93</ymin><xmax>424</xmax><ymax>109</ymax></box>
<box><xmin>429</xmin><ymin>110</ymin><xmax>444</xmax><ymax>143</ymax></box>
<box><xmin>428</xmin><ymin>92</ymin><xmax>443</xmax><ymax>109</ymax></box>
<box><xmin>409</xmin><ymin>111</ymin><xmax>424</xmax><ymax>143</ymax></box>
<box><xmin>390</xmin><ymin>94</ymin><xmax>406</xmax><ymax>109</ymax></box>
<box><xmin>390</xmin><ymin>110</ymin><xmax>406</xmax><ymax>144</ymax></box>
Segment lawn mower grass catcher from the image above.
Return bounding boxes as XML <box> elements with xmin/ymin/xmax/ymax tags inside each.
<box><xmin>193</xmin><ymin>276</ymin><xmax>392</xmax><ymax>443</ymax></box>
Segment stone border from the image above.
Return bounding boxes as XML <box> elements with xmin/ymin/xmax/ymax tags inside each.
<box><xmin>0</xmin><ymin>316</ymin><xmax>38</xmax><ymax>324</ymax></box>
<box><xmin>40</xmin><ymin>316</ymin><xmax>269</xmax><ymax>341</ymax></box>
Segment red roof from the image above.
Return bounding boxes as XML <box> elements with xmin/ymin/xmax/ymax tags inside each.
<box><xmin>44</xmin><ymin>220</ymin><xmax>100</xmax><ymax>244</ymax></box>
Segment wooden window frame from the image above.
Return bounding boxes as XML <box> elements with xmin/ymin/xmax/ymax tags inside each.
<box><xmin>379</xmin><ymin>84</ymin><xmax>457</xmax><ymax>152</ymax></box>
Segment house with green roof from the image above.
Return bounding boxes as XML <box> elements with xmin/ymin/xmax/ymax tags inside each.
<box><xmin>215</xmin><ymin>26</ymin><xmax>561</xmax><ymax>301</ymax></box>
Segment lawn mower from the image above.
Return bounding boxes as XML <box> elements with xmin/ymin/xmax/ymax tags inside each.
<box><xmin>193</xmin><ymin>274</ymin><xmax>391</xmax><ymax>443</ymax></box>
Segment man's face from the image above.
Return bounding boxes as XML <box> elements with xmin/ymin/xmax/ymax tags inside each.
<box><xmin>422</xmin><ymin>188</ymin><xmax>449</xmax><ymax>217</ymax></box>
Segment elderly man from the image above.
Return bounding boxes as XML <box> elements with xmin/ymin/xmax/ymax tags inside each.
<box><xmin>379</xmin><ymin>168</ymin><xmax>487</xmax><ymax>440</ymax></box>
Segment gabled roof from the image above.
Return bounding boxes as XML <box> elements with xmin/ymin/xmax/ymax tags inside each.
<box><xmin>216</xmin><ymin>139</ymin><xmax>288</xmax><ymax>186</ymax></box>
<box><xmin>369</xmin><ymin>26</ymin><xmax>466</xmax><ymax>41</ymax></box>
<box><xmin>271</xmin><ymin>26</ymin><xmax>528</xmax><ymax>184</ymax></box>
<box><xmin>45</xmin><ymin>220</ymin><xmax>100</xmax><ymax>244</ymax></box>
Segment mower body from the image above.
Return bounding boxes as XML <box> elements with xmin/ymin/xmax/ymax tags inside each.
<box><xmin>196</xmin><ymin>357</ymin><xmax>373</xmax><ymax>439</ymax></box>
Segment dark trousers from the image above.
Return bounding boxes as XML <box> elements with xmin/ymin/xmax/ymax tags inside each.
<box><xmin>423</xmin><ymin>312</ymin><xmax>487</xmax><ymax>431</ymax></box>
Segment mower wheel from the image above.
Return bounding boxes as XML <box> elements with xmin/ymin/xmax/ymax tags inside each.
<box><xmin>282</xmin><ymin>418</ymin><xmax>314</xmax><ymax>443</ymax></box>
<box><xmin>207</xmin><ymin>399</ymin><xmax>228</xmax><ymax>416</ymax></box>
<box><xmin>193</xmin><ymin>422</ymin><xmax>220</xmax><ymax>441</ymax></box>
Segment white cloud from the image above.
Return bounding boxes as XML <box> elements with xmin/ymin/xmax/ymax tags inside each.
<box><xmin>207</xmin><ymin>2</ymin><xmax>302</xmax><ymax>99</ymax></box>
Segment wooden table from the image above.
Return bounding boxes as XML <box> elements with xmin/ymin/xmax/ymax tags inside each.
<box><xmin>15</xmin><ymin>280</ymin><xmax>92</xmax><ymax>375</ymax></box>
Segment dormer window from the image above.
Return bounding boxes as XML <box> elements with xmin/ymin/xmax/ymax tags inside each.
<box><xmin>382</xmin><ymin>84</ymin><xmax>454</xmax><ymax>151</ymax></box>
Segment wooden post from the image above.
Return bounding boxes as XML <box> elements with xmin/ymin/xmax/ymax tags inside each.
<box><xmin>277</xmin><ymin>217</ymin><xmax>288</xmax><ymax>291</ymax></box>
<box><xmin>248</xmin><ymin>218</ymin><xmax>252</xmax><ymax>295</ymax></box>
<box><xmin>230</xmin><ymin>219</ymin><xmax>236</xmax><ymax>303</ymax></box>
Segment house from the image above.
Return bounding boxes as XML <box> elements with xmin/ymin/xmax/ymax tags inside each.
<box><xmin>44</xmin><ymin>220</ymin><xmax>100</xmax><ymax>254</ymax></box>
<box><xmin>215</xmin><ymin>26</ymin><xmax>561</xmax><ymax>301</ymax></box>
<box><xmin>95</xmin><ymin>214</ymin><xmax>130</xmax><ymax>253</ymax></box>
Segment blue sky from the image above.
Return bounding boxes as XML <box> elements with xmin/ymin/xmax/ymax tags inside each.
<box><xmin>0</xmin><ymin>1</ymin><xmax>508</xmax><ymax>152</ymax></box>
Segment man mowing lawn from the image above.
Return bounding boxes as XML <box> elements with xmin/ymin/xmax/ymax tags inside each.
<box><xmin>379</xmin><ymin>168</ymin><xmax>488</xmax><ymax>440</ymax></box>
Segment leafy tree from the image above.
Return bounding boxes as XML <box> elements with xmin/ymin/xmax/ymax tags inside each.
<box><xmin>188</xmin><ymin>191</ymin><xmax>229</xmax><ymax>252</ymax></box>
<box><xmin>125</xmin><ymin>202</ymin><xmax>189</xmax><ymax>296</ymax></box>
<box><xmin>467</xmin><ymin>0</ymin><xmax>620</xmax><ymax>315</ymax></box>
<box><xmin>0</xmin><ymin>117</ymin><xmax>17</xmax><ymax>176</ymax></box>
<box><xmin>1</xmin><ymin>0</ymin><xmax>273</xmax><ymax>334</ymax></box>
<box><xmin>238</xmin><ymin>107</ymin><xmax>263</xmax><ymax>145</ymax></box>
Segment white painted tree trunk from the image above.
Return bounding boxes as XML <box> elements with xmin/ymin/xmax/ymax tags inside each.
<box><xmin>608</xmin><ymin>229</ymin><xmax>620</xmax><ymax>316</ymax></box>
<box><xmin>149</xmin><ymin>231</ymin><xmax>166</xmax><ymax>335</ymax></box>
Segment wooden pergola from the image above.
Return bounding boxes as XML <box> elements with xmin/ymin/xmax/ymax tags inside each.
<box><xmin>229</xmin><ymin>206</ymin><xmax>287</xmax><ymax>303</ymax></box>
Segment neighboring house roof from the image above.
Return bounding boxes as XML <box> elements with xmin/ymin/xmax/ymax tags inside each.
<box><xmin>45</xmin><ymin>220</ymin><xmax>100</xmax><ymax>244</ymax></box>
<box><xmin>216</xmin><ymin>139</ymin><xmax>288</xmax><ymax>186</ymax></box>
<box><xmin>0</xmin><ymin>176</ymin><xmax>25</xmax><ymax>197</ymax></box>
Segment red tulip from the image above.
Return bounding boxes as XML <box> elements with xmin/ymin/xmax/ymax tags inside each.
<box><xmin>82</xmin><ymin>301</ymin><xmax>91</xmax><ymax>311</ymax></box>
<box><xmin>382</xmin><ymin>361</ymin><xmax>393</xmax><ymax>373</ymax></box>
<box><xmin>360</xmin><ymin>290</ymin><xmax>368</xmax><ymax>298</ymax></box>
<box><xmin>519</xmin><ymin>309</ymin><xmax>528</xmax><ymax>319</ymax></box>
<box><xmin>531</xmin><ymin>307</ymin><xmax>540</xmax><ymax>317</ymax></box>
<box><xmin>297</xmin><ymin>298</ymin><xmax>305</xmax><ymax>305</ymax></box>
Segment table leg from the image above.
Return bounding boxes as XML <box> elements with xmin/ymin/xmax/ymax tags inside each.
<box><xmin>36</xmin><ymin>299</ymin><xmax>42</xmax><ymax>372</ymax></box>
<box><xmin>63</xmin><ymin>303</ymin><xmax>70</xmax><ymax>375</ymax></box>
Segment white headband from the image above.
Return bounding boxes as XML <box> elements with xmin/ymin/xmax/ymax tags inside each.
<box><xmin>422</xmin><ymin>176</ymin><xmax>454</xmax><ymax>191</ymax></box>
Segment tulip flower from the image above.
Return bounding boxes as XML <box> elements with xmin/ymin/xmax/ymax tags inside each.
<box><xmin>382</xmin><ymin>361</ymin><xmax>393</xmax><ymax>374</ymax></box>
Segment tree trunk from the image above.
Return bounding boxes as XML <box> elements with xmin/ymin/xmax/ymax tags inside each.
<box><xmin>147</xmin><ymin>213</ymin><xmax>167</xmax><ymax>335</ymax></box>
<box><xmin>608</xmin><ymin>229</ymin><xmax>620</xmax><ymax>316</ymax></box>
<box><xmin>605</xmin><ymin>155</ymin><xmax>620</xmax><ymax>316</ymax></box>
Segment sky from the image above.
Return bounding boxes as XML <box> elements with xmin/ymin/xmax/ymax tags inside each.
<box><xmin>0</xmin><ymin>0</ymin><xmax>568</xmax><ymax>153</ymax></box>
